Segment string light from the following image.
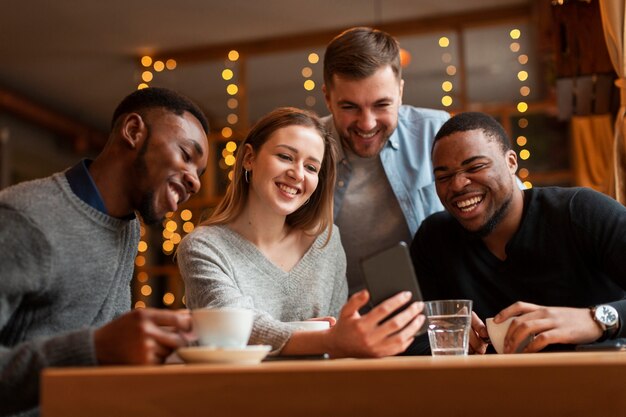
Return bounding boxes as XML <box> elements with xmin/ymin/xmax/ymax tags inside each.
<box><xmin>511</xmin><ymin>27</ymin><xmax>533</xmax><ymax>188</ymax></box>
<box><xmin>439</xmin><ymin>35</ymin><xmax>454</xmax><ymax>108</ymax></box>
<box><xmin>303</xmin><ymin>51</ymin><xmax>319</xmax><ymax>108</ymax></box>
<box><xmin>136</xmin><ymin>55</ymin><xmax>177</xmax><ymax>90</ymax></box>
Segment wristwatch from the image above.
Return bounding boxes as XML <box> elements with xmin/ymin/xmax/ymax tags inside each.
<box><xmin>591</xmin><ymin>304</ymin><xmax>619</xmax><ymax>342</ymax></box>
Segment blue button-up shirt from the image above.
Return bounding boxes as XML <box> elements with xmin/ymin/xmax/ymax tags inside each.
<box><xmin>329</xmin><ymin>105</ymin><xmax>449</xmax><ymax>238</ymax></box>
<box><xmin>65</xmin><ymin>159</ymin><xmax>109</xmax><ymax>214</ymax></box>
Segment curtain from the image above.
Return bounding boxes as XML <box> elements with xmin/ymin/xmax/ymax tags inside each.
<box><xmin>571</xmin><ymin>114</ymin><xmax>614</xmax><ymax>192</ymax></box>
<box><xmin>599</xmin><ymin>0</ymin><xmax>626</xmax><ymax>204</ymax></box>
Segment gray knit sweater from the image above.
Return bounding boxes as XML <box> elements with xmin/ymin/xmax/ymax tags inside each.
<box><xmin>0</xmin><ymin>173</ymin><xmax>139</xmax><ymax>416</ymax></box>
<box><xmin>177</xmin><ymin>224</ymin><xmax>347</xmax><ymax>351</ymax></box>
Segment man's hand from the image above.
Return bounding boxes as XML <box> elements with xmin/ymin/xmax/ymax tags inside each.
<box><xmin>469</xmin><ymin>312</ymin><xmax>489</xmax><ymax>354</ymax></box>
<box><xmin>94</xmin><ymin>308</ymin><xmax>192</xmax><ymax>365</ymax></box>
<box><xmin>495</xmin><ymin>302</ymin><xmax>603</xmax><ymax>353</ymax></box>
<box><xmin>327</xmin><ymin>290</ymin><xmax>425</xmax><ymax>358</ymax></box>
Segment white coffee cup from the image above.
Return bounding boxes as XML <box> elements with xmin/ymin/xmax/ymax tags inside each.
<box><xmin>191</xmin><ymin>307</ymin><xmax>254</xmax><ymax>349</ymax></box>
<box><xmin>486</xmin><ymin>316</ymin><xmax>532</xmax><ymax>354</ymax></box>
<box><xmin>287</xmin><ymin>321</ymin><xmax>331</xmax><ymax>331</ymax></box>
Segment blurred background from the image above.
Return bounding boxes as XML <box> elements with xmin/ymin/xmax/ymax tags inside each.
<box><xmin>0</xmin><ymin>0</ymin><xmax>619</xmax><ymax>309</ymax></box>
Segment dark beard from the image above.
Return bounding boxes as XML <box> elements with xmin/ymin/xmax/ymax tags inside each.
<box><xmin>471</xmin><ymin>194</ymin><xmax>512</xmax><ymax>238</ymax></box>
<box><xmin>133</xmin><ymin>129</ymin><xmax>161</xmax><ymax>225</ymax></box>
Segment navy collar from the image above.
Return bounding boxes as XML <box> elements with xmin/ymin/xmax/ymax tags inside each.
<box><xmin>65</xmin><ymin>159</ymin><xmax>109</xmax><ymax>215</ymax></box>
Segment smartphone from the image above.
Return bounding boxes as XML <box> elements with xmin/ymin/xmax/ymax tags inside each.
<box><xmin>360</xmin><ymin>242</ymin><xmax>426</xmax><ymax>334</ymax></box>
<box><xmin>575</xmin><ymin>338</ymin><xmax>626</xmax><ymax>352</ymax></box>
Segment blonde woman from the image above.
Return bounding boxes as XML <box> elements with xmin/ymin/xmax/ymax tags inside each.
<box><xmin>177</xmin><ymin>107</ymin><xmax>423</xmax><ymax>357</ymax></box>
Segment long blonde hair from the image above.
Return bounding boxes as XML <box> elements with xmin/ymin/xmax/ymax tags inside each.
<box><xmin>203</xmin><ymin>107</ymin><xmax>337</xmax><ymax>240</ymax></box>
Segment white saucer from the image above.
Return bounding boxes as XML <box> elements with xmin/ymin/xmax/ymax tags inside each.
<box><xmin>177</xmin><ymin>345</ymin><xmax>272</xmax><ymax>364</ymax></box>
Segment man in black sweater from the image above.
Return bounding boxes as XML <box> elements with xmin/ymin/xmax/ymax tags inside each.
<box><xmin>411</xmin><ymin>112</ymin><xmax>626</xmax><ymax>354</ymax></box>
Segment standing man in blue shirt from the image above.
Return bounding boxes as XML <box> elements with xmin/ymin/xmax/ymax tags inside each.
<box><xmin>322</xmin><ymin>27</ymin><xmax>449</xmax><ymax>296</ymax></box>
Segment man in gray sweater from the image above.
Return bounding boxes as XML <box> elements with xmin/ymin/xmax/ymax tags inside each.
<box><xmin>0</xmin><ymin>87</ymin><xmax>209</xmax><ymax>416</ymax></box>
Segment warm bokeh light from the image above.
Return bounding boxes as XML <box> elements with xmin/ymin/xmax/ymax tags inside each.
<box><xmin>165</xmin><ymin>212</ymin><xmax>174</xmax><ymax>218</ymax></box>
<box><xmin>222</xmin><ymin>69</ymin><xmax>234</xmax><ymax>80</ymax></box>
<box><xmin>446</xmin><ymin>65</ymin><xmax>457</xmax><ymax>76</ymax></box>
<box><xmin>304</xmin><ymin>80</ymin><xmax>315</xmax><ymax>91</ymax></box>
<box><xmin>222</xmin><ymin>127</ymin><xmax>233</xmax><ymax>138</ymax></box>
<box><xmin>165</xmin><ymin>220</ymin><xmax>178</xmax><ymax>232</ymax></box>
<box><xmin>227</xmin><ymin>113</ymin><xmax>238</xmax><ymax>124</ymax></box>
<box><xmin>140</xmin><ymin>226</ymin><xmax>145</xmax><ymax>237</ymax></box>
<box><xmin>228</xmin><ymin>50</ymin><xmax>240</xmax><ymax>61</ymax></box>
<box><xmin>519</xmin><ymin>149</ymin><xmax>531</xmax><ymax>160</ymax></box>
<box><xmin>136</xmin><ymin>271</ymin><xmax>149</xmax><ymax>283</ymax></box>
<box><xmin>518</xmin><ymin>54</ymin><xmax>529</xmax><ymax>65</ymax></box>
<box><xmin>518</xmin><ymin>168</ymin><xmax>529</xmax><ymax>179</ymax></box>
<box><xmin>171</xmin><ymin>233</ymin><xmax>181</xmax><ymax>245</ymax></box>
<box><xmin>134</xmin><ymin>301</ymin><xmax>146</xmax><ymax>309</ymax></box>
<box><xmin>510</xmin><ymin>42</ymin><xmax>520</xmax><ymax>53</ymax></box>
<box><xmin>227</xmin><ymin>98</ymin><xmax>238</xmax><ymax>109</ymax></box>
<box><xmin>183</xmin><ymin>221</ymin><xmax>195</xmax><ymax>233</ymax></box>
<box><xmin>141</xmin><ymin>71</ymin><xmax>153</xmax><ymax>82</ymax></box>
<box><xmin>305</xmin><ymin>96</ymin><xmax>316</xmax><ymax>107</ymax></box>
<box><xmin>228</xmin><ymin>170</ymin><xmax>234</xmax><ymax>181</ymax></box>
<box><xmin>180</xmin><ymin>209</ymin><xmax>193</xmax><ymax>221</ymax></box>
<box><xmin>140</xmin><ymin>285</ymin><xmax>152</xmax><ymax>296</ymax></box>
<box><xmin>137</xmin><ymin>83</ymin><xmax>149</xmax><ymax>90</ymax></box>
<box><xmin>221</xmin><ymin>148</ymin><xmax>230</xmax><ymax>159</ymax></box>
<box><xmin>441</xmin><ymin>81</ymin><xmax>453</xmax><ymax>92</ymax></box>
<box><xmin>510</xmin><ymin>29</ymin><xmax>521</xmax><ymax>40</ymax></box>
<box><xmin>166</xmin><ymin>59</ymin><xmax>177</xmax><ymax>70</ymax></box>
<box><xmin>138</xmin><ymin>241</ymin><xmax>148</xmax><ymax>252</ymax></box>
<box><xmin>441</xmin><ymin>52</ymin><xmax>452</xmax><ymax>63</ymax></box>
<box><xmin>439</xmin><ymin>37</ymin><xmax>450</xmax><ymax>47</ymax></box>
<box><xmin>153</xmin><ymin>61</ymin><xmax>165</xmax><ymax>72</ymax></box>
<box><xmin>227</xmin><ymin>84</ymin><xmax>238</xmax><ymax>95</ymax></box>
<box><xmin>226</xmin><ymin>141</ymin><xmax>237</xmax><ymax>152</ymax></box>
<box><xmin>399</xmin><ymin>48</ymin><xmax>411</xmax><ymax>67</ymax></box>
<box><xmin>225</xmin><ymin>155</ymin><xmax>236</xmax><ymax>166</ymax></box>
<box><xmin>162</xmin><ymin>240</ymin><xmax>174</xmax><ymax>252</ymax></box>
<box><xmin>163</xmin><ymin>293</ymin><xmax>175</xmax><ymax>305</ymax></box>
<box><xmin>520</xmin><ymin>86</ymin><xmax>531</xmax><ymax>97</ymax></box>
<box><xmin>517</xmin><ymin>136</ymin><xmax>528</xmax><ymax>147</ymax></box>
<box><xmin>308</xmin><ymin>53</ymin><xmax>319</xmax><ymax>64</ymax></box>
<box><xmin>441</xmin><ymin>96</ymin><xmax>453</xmax><ymax>107</ymax></box>
<box><xmin>135</xmin><ymin>256</ymin><xmax>145</xmax><ymax>267</ymax></box>
<box><xmin>518</xmin><ymin>118</ymin><xmax>528</xmax><ymax>128</ymax></box>
<box><xmin>301</xmin><ymin>67</ymin><xmax>313</xmax><ymax>78</ymax></box>
<box><xmin>141</xmin><ymin>56</ymin><xmax>152</xmax><ymax>67</ymax></box>
<box><xmin>517</xmin><ymin>70</ymin><xmax>529</xmax><ymax>81</ymax></box>
<box><xmin>523</xmin><ymin>181</ymin><xmax>533</xmax><ymax>189</ymax></box>
<box><xmin>517</xmin><ymin>102</ymin><xmax>528</xmax><ymax>113</ymax></box>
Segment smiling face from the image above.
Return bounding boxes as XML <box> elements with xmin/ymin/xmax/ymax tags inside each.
<box><xmin>244</xmin><ymin>125</ymin><xmax>325</xmax><ymax>217</ymax></box>
<box><xmin>324</xmin><ymin>65</ymin><xmax>402</xmax><ymax>158</ymax></box>
<box><xmin>132</xmin><ymin>109</ymin><xmax>208</xmax><ymax>224</ymax></box>
<box><xmin>432</xmin><ymin>129</ymin><xmax>518</xmax><ymax>236</ymax></box>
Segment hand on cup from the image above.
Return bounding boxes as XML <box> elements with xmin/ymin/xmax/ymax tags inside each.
<box><xmin>486</xmin><ymin>316</ymin><xmax>533</xmax><ymax>354</ymax></box>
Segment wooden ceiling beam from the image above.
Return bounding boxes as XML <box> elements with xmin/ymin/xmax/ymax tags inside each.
<box><xmin>154</xmin><ymin>4</ymin><xmax>531</xmax><ymax>63</ymax></box>
<box><xmin>0</xmin><ymin>87</ymin><xmax>107</xmax><ymax>152</ymax></box>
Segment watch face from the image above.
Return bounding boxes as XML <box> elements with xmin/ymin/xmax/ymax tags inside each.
<box><xmin>596</xmin><ymin>305</ymin><xmax>619</xmax><ymax>327</ymax></box>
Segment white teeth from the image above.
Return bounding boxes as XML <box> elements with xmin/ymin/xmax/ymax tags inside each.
<box><xmin>170</xmin><ymin>185</ymin><xmax>181</xmax><ymax>204</ymax></box>
<box><xmin>355</xmin><ymin>130</ymin><xmax>377</xmax><ymax>139</ymax></box>
<box><xmin>456</xmin><ymin>196</ymin><xmax>482</xmax><ymax>212</ymax></box>
<box><xmin>278</xmin><ymin>184</ymin><xmax>298</xmax><ymax>195</ymax></box>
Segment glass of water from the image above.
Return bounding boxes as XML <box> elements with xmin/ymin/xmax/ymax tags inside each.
<box><xmin>424</xmin><ymin>300</ymin><xmax>473</xmax><ymax>356</ymax></box>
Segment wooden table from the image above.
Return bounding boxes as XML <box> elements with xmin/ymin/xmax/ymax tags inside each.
<box><xmin>41</xmin><ymin>352</ymin><xmax>626</xmax><ymax>417</ymax></box>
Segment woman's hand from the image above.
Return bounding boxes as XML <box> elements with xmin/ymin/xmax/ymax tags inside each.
<box><xmin>325</xmin><ymin>290</ymin><xmax>425</xmax><ymax>358</ymax></box>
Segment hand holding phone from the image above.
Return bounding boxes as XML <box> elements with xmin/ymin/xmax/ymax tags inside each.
<box><xmin>360</xmin><ymin>242</ymin><xmax>426</xmax><ymax>334</ymax></box>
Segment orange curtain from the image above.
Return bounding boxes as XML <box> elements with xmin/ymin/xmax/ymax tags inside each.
<box><xmin>571</xmin><ymin>115</ymin><xmax>614</xmax><ymax>192</ymax></box>
<box><xmin>598</xmin><ymin>0</ymin><xmax>626</xmax><ymax>204</ymax></box>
